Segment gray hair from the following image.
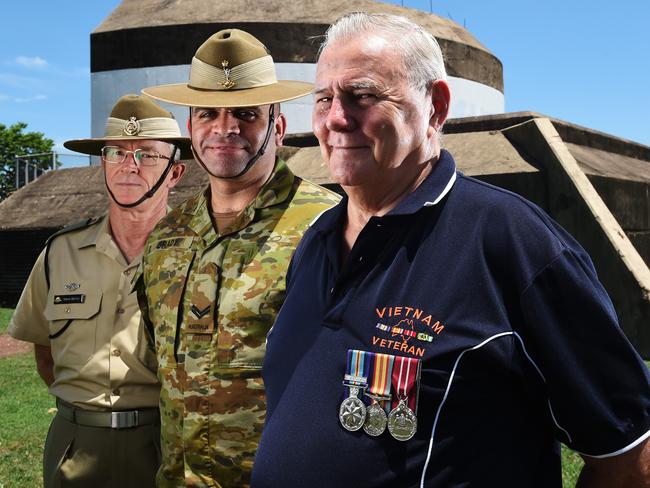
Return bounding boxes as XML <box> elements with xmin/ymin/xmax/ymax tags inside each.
<box><xmin>319</xmin><ymin>12</ymin><xmax>447</xmax><ymax>92</ymax></box>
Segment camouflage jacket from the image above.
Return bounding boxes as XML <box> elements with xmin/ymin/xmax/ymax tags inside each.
<box><xmin>138</xmin><ymin>160</ymin><xmax>340</xmax><ymax>487</ymax></box>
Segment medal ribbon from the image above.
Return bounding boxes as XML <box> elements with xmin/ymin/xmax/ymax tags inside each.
<box><xmin>391</xmin><ymin>355</ymin><xmax>421</xmax><ymax>412</ymax></box>
<box><xmin>344</xmin><ymin>349</ymin><xmax>371</xmax><ymax>389</ymax></box>
<box><xmin>366</xmin><ymin>352</ymin><xmax>395</xmax><ymax>412</ymax></box>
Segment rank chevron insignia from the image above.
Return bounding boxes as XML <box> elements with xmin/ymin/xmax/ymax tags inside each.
<box><xmin>190</xmin><ymin>304</ymin><xmax>211</xmax><ymax>319</ymax></box>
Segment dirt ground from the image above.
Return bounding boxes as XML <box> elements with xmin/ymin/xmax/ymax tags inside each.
<box><xmin>0</xmin><ymin>333</ymin><xmax>32</xmax><ymax>358</ymax></box>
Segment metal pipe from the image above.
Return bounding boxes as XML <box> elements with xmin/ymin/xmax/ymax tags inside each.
<box><xmin>14</xmin><ymin>152</ymin><xmax>53</xmax><ymax>158</ymax></box>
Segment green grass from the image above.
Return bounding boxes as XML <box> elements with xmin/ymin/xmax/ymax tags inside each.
<box><xmin>0</xmin><ymin>308</ymin><xmax>13</xmax><ymax>334</ymax></box>
<box><xmin>0</xmin><ymin>307</ymin><xmax>55</xmax><ymax>487</ymax></box>
<box><xmin>561</xmin><ymin>444</ymin><xmax>584</xmax><ymax>486</ymax></box>
<box><xmin>0</xmin><ymin>353</ymin><xmax>55</xmax><ymax>487</ymax></box>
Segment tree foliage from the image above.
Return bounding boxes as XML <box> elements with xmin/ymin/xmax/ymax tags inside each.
<box><xmin>0</xmin><ymin>122</ymin><xmax>57</xmax><ymax>201</ymax></box>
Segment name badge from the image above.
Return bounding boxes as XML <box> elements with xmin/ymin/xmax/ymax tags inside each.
<box><xmin>54</xmin><ymin>294</ymin><xmax>86</xmax><ymax>304</ymax></box>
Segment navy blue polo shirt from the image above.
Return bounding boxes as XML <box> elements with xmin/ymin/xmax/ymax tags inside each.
<box><xmin>252</xmin><ymin>150</ymin><xmax>650</xmax><ymax>487</ymax></box>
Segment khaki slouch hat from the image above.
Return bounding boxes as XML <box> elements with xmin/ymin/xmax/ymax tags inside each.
<box><xmin>64</xmin><ymin>94</ymin><xmax>192</xmax><ymax>159</ymax></box>
<box><xmin>142</xmin><ymin>29</ymin><xmax>313</xmax><ymax>108</ymax></box>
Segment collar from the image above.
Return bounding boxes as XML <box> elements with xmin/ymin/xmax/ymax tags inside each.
<box><xmin>78</xmin><ymin>204</ymin><xmax>172</xmax><ymax>248</ymax></box>
<box><xmin>311</xmin><ymin>149</ymin><xmax>457</xmax><ymax>234</ymax></box>
<box><xmin>78</xmin><ymin>214</ymin><xmax>110</xmax><ymax>250</ymax></box>
<box><xmin>185</xmin><ymin>158</ymin><xmax>296</xmax><ymax>242</ymax></box>
<box><xmin>186</xmin><ymin>158</ymin><xmax>294</xmax><ymax>217</ymax></box>
<box><xmin>78</xmin><ymin>214</ymin><xmax>141</xmax><ymax>267</ymax></box>
<box><xmin>252</xmin><ymin>158</ymin><xmax>294</xmax><ymax>209</ymax></box>
<box><xmin>386</xmin><ymin>149</ymin><xmax>457</xmax><ymax>216</ymax></box>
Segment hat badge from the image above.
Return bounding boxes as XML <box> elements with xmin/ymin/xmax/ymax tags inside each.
<box><xmin>220</xmin><ymin>60</ymin><xmax>236</xmax><ymax>89</ymax></box>
<box><xmin>123</xmin><ymin>116</ymin><xmax>141</xmax><ymax>136</ymax></box>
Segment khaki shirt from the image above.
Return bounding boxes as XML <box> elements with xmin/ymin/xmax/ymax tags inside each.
<box><xmin>9</xmin><ymin>215</ymin><xmax>159</xmax><ymax>411</ymax></box>
<box><xmin>138</xmin><ymin>160</ymin><xmax>341</xmax><ymax>487</ymax></box>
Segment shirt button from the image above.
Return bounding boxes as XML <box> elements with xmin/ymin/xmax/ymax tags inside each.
<box><xmin>116</xmin><ymin>307</ymin><xmax>125</xmax><ymax>314</ymax></box>
<box><xmin>112</xmin><ymin>389</ymin><xmax>120</xmax><ymax>396</ymax></box>
<box><xmin>111</xmin><ymin>349</ymin><xmax>121</xmax><ymax>357</ymax></box>
<box><xmin>330</xmin><ymin>287</ymin><xmax>335</xmax><ymax>295</ymax></box>
<box><xmin>358</xmin><ymin>256</ymin><xmax>364</xmax><ymax>263</ymax></box>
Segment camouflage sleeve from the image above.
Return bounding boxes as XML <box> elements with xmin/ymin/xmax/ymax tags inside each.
<box><xmin>133</xmin><ymin>262</ymin><xmax>155</xmax><ymax>353</ymax></box>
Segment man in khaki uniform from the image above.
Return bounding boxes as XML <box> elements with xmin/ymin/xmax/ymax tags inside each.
<box><xmin>136</xmin><ymin>29</ymin><xmax>340</xmax><ymax>487</ymax></box>
<box><xmin>9</xmin><ymin>94</ymin><xmax>189</xmax><ymax>488</ymax></box>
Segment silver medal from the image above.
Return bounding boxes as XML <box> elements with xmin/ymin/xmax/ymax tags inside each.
<box><xmin>387</xmin><ymin>399</ymin><xmax>417</xmax><ymax>441</ymax></box>
<box><xmin>363</xmin><ymin>402</ymin><xmax>388</xmax><ymax>436</ymax></box>
<box><xmin>339</xmin><ymin>386</ymin><xmax>367</xmax><ymax>431</ymax></box>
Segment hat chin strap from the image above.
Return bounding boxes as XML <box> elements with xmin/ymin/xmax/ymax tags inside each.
<box><xmin>105</xmin><ymin>145</ymin><xmax>178</xmax><ymax>209</ymax></box>
<box><xmin>190</xmin><ymin>104</ymin><xmax>276</xmax><ymax>180</ymax></box>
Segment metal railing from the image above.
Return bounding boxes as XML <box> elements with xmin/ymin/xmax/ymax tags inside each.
<box><xmin>14</xmin><ymin>152</ymin><xmax>56</xmax><ymax>190</ymax></box>
<box><xmin>13</xmin><ymin>151</ymin><xmax>93</xmax><ymax>190</ymax></box>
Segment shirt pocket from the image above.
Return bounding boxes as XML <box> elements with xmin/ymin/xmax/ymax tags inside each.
<box><xmin>217</xmin><ymin>280</ymin><xmax>289</xmax><ymax>370</ymax></box>
<box><xmin>217</xmin><ymin>232</ymin><xmax>299</xmax><ymax>368</ymax></box>
<box><xmin>43</xmin><ymin>291</ymin><xmax>102</xmax><ymax>367</ymax></box>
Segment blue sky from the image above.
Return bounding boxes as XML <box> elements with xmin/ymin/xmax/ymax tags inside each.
<box><xmin>1</xmin><ymin>1</ymin><xmax>649</xmax><ymax>168</ymax></box>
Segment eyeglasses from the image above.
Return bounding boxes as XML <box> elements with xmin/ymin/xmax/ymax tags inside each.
<box><xmin>101</xmin><ymin>146</ymin><xmax>172</xmax><ymax>167</ymax></box>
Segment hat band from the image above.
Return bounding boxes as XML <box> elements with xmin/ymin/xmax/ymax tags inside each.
<box><xmin>105</xmin><ymin>117</ymin><xmax>182</xmax><ymax>138</ymax></box>
<box><xmin>189</xmin><ymin>55</ymin><xmax>277</xmax><ymax>91</ymax></box>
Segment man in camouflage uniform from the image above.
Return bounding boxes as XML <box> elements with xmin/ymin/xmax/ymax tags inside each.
<box><xmin>137</xmin><ymin>29</ymin><xmax>340</xmax><ymax>487</ymax></box>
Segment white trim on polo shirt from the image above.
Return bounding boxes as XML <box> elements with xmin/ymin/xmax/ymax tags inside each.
<box><xmin>579</xmin><ymin>428</ymin><xmax>650</xmax><ymax>459</ymax></box>
<box><xmin>423</xmin><ymin>170</ymin><xmax>457</xmax><ymax>207</ymax></box>
<box><xmin>308</xmin><ymin>206</ymin><xmax>336</xmax><ymax>228</ymax></box>
<box><xmin>419</xmin><ymin>331</ymin><xmax>571</xmax><ymax>487</ymax></box>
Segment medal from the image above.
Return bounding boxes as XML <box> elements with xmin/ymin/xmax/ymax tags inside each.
<box><xmin>388</xmin><ymin>398</ymin><xmax>418</xmax><ymax>441</ymax></box>
<box><xmin>339</xmin><ymin>350</ymin><xmax>370</xmax><ymax>432</ymax></box>
<box><xmin>362</xmin><ymin>352</ymin><xmax>395</xmax><ymax>437</ymax></box>
<box><xmin>364</xmin><ymin>400</ymin><xmax>388</xmax><ymax>436</ymax></box>
<box><xmin>388</xmin><ymin>355</ymin><xmax>421</xmax><ymax>441</ymax></box>
<box><xmin>339</xmin><ymin>385</ymin><xmax>366</xmax><ymax>431</ymax></box>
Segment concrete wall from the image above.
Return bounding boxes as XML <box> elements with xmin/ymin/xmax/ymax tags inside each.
<box><xmin>589</xmin><ymin>176</ymin><xmax>650</xmax><ymax>266</ymax></box>
<box><xmin>502</xmin><ymin>118</ymin><xmax>650</xmax><ymax>357</ymax></box>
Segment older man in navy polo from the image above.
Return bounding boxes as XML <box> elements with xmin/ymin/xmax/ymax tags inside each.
<box><xmin>251</xmin><ymin>12</ymin><xmax>650</xmax><ymax>488</ymax></box>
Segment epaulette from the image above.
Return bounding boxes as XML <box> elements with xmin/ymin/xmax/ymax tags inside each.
<box><xmin>44</xmin><ymin>216</ymin><xmax>102</xmax><ymax>289</ymax></box>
